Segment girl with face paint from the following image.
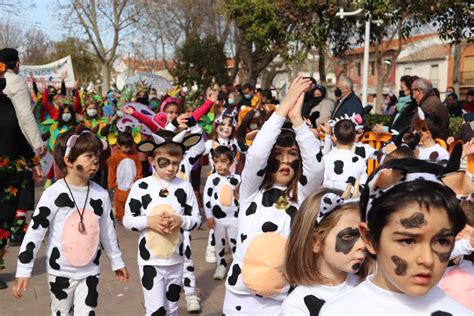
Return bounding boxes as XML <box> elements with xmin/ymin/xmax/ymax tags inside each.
<box><xmin>282</xmin><ymin>189</ymin><xmax>369</xmax><ymax>316</ymax></box>
<box><xmin>223</xmin><ymin>76</ymin><xmax>325</xmax><ymax>314</ymax></box>
<box><xmin>12</xmin><ymin>127</ymin><xmax>129</xmax><ymax>314</ymax></box>
<box><xmin>320</xmin><ymin>159</ymin><xmax>470</xmax><ymax>315</ymax></box>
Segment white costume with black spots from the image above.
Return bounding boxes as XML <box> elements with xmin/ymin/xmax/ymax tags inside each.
<box><xmin>203</xmin><ymin>172</ymin><xmax>240</xmax><ymax>268</ymax></box>
<box><xmin>123</xmin><ymin>176</ymin><xmax>201</xmax><ymax>316</ymax></box>
<box><xmin>16</xmin><ymin>180</ymin><xmax>124</xmax><ymax>315</ymax></box>
<box><xmin>282</xmin><ymin>274</ymin><xmax>359</xmax><ymax>316</ymax></box>
<box><xmin>319</xmin><ymin>275</ymin><xmax>471</xmax><ymax>315</ymax></box>
<box><xmin>417</xmin><ymin>144</ymin><xmax>450</xmax><ymax>163</ymax></box>
<box><xmin>223</xmin><ymin>113</ymin><xmax>324</xmax><ymax>314</ymax></box>
<box><xmin>323</xmin><ymin>148</ymin><xmax>367</xmax><ymax>191</ymax></box>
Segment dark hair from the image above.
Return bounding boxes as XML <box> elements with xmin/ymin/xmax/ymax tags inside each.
<box><xmin>262</xmin><ymin>89</ymin><xmax>273</xmax><ymax>100</ymax></box>
<box><xmin>433</xmin><ymin>88</ymin><xmax>440</xmax><ymax>98</ymax></box>
<box><xmin>314</xmin><ymin>85</ymin><xmax>327</xmax><ymax>98</ymax></box>
<box><xmin>117</xmin><ymin>131</ymin><xmax>134</xmax><ymax>147</ymax></box>
<box><xmin>425</xmin><ymin>114</ymin><xmax>442</xmax><ymax>139</ymax></box>
<box><xmin>384</xmin><ymin>147</ymin><xmax>415</xmax><ymax>163</ymax></box>
<box><xmin>58</xmin><ymin>104</ymin><xmax>76</xmax><ymax>126</ymax></box>
<box><xmin>400</xmin><ymin>75</ymin><xmax>413</xmax><ymax>90</ymax></box>
<box><xmin>334</xmin><ymin>119</ymin><xmax>356</xmax><ymax>145</ymax></box>
<box><xmin>466</xmin><ymin>89</ymin><xmax>474</xmax><ymax>97</ymax></box>
<box><xmin>53</xmin><ymin>129</ymin><xmax>75</xmax><ymax>175</ymax></box>
<box><xmin>54</xmin><ymin>129</ymin><xmax>103</xmax><ymax>174</ymax></box>
<box><xmin>152</xmin><ymin>142</ymin><xmax>184</xmax><ymax>158</ymax></box>
<box><xmin>361</xmin><ymin>181</ymin><xmax>466</xmax><ymax>251</ymax></box>
<box><xmin>447</xmin><ymin>93</ymin><xmax>458</xmax><ymax>100</ymax></box>
<box><xmin>211</xmin><ymin>145</ymin><xmax>234</xmax><ymax>162</ymax></box>
<box><xmin>242</xmin><ymin>83</ymin><xmax>254</xmax><ymax>91</ymax></box>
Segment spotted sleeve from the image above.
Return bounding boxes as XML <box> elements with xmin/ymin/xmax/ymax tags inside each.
<box><xmin>16</xmin><ymin>189</ymin><xmax>56</xmax><ymax>278</ymax></box>
<box><xmin>240</xmin><ymin>112</ymin><xmax>286</xmax><ymax>200</ymax></box>
<box><xmin>295</xmin><ymin>122</ymin><xmax>324</xmax><ymax>201</ymax></box>
<box><xmin>99</xmin><ymin>194</ymin><xmax>125</xmax><ymax>271</ymax></box>
<box><xmin>203</xmin><ymin>175</ymin><xmax>214</xmax><ymax>219</ymax></box>
<box><xmin>123</xmin><ymin>181</ymin><xmax>148</xmax><ymax>232</ymax></box>
<box><xmin>180</xmin><ymin>182</ymin><xmax>201</xmax><ymax>231</ymax></box>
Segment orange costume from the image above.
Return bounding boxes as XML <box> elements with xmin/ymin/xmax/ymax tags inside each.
<box><xmin>108</xmin><ymin>149</ymin><xmax>142</xmax><ymax>221</ymax></box>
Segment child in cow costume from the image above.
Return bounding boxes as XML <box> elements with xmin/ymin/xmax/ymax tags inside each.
<box><xmin>12</xmin><ymin>127</ymin><xmax>128</xmax><ymax>315</ymax></box>
<box><xmin>123</xmin><ymin>127</ymin><xmax>202</xmax><ymax>316</ymax></box>
<box><xmin>222</xmin><ymin>77</ymin><xmax>325</xmax><ymax>314</ymax></box>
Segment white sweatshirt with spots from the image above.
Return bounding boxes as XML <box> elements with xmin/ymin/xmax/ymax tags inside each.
<box><xmin>123</xmin><ymin>176</ymin><xmax>201</xmax><ymax>266</ymax></box>
<box><xmin>203</xmin><ymin>172</ymin><xmax>241</xmax><ymax>220</ymax></box>
<box><xmin>323</xmin><ymin>148</ymin><xmax>368</xmax><ymax>191</ymax></box>
<box><xmin>16</xmin><ymin>180</ymin><xmax>124</xmax><ymax>279</ymax></box>
<box><xmin>225</xmin><ymin>112</ymin><xmax>324</xmax><ymax>301</ymax></box>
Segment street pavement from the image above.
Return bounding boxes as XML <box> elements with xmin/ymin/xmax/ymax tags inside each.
<box><xmin>0</xmin><ymin>179</ymin><xmax>228</xmax><ymax>315</ymax></box>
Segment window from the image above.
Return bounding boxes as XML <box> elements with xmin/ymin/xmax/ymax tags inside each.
<box><xmin>430</xmin><ymin>64</ymin><xmax>439</xmax><ymax>88</ymax></box>
<box><xmin>370</xmin><ymin>61</ymin><xmax>375</xmax><ymax>76</ymax></box>
<box><xmin>356</xmin><ymin>62</ymin><xmax>361</xmax><ymax>77</ymax></box>
<box><xmin>404</xmin><ymin>67</ymin><xmax>412</xmax><ymax>75</ymax></box>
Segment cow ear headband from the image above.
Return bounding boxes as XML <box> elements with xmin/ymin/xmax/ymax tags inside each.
<box><xmin>328</xmin><ymin>114</ymin><xmax>364</xmax><ymax>132</ymax></box>
<box><xmin>137</xmin><ymin>128</ymin><xmax>202</xmax><ymax>153</ymax></box>
<box><xmin>316</xmin><ymin>190</ymin><xmax>359</xmax><ymax>224</ymax></box>
<box><xmin>64</xmin><ymin>130</ymin><xmax>108</xmax><ymax>158</ymax></box>
<box><xmin>215</xmin><ymin>107</ymin><xmax>238</xmax><ymax>127</ymax></box>
<box><xmin>363</xmin><ymin>144</ymin><xmax>463</xmax><ymax>221</ymax></box>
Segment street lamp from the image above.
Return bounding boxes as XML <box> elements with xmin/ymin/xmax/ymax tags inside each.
<box><xmin>336</xmin><ymin>8</ymin><xmax>370</xmax><ymax>108</ymax></box>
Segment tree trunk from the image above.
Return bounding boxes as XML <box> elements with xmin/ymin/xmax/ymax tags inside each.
<box><xmin>318</xmin><ymin>47</ymin><xmax>327</xmax><ymax>86</ymax></box>
<box><xmin>453</xmin><ymin>41</ymin><xmax>461</xmax><ymax>96</ymax></box>
<box><xmin>100</xmin><ymin>62</ymin><xmax>111</xmax><ymax>95</ymax></box>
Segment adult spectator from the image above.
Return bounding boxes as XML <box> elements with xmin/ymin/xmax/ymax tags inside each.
<box><xmin>462</xmin><ymin>89</ymin><xmax>474</xmax><ymax>113</ymax></box>
<box><xmin>373</xmin><ymin>75</ymin><xmax>416</xmax><ymax>134</ymax></box>
<box><xmin>444</xmin><ymin>86</ymin><xmax>455</xmax><ymax>101</ymax></box>
<box><xmin>0</xmin><ymin>48</ymin><xmax>44</xmax><ymax>155</ymax></box>
<box><xmin>382</xmin><ymin>93</ymin><xmax>398</xmax><ymax>115</ymax></box>
<box><xmin>303</xmin><ymin>85</ymin><xmax>335</xmax><ymax>127</ymax></box>
<box><xmin>236</xmin><ymin>82</ymin><xmax>254</xmax><ymax>109</ymax></box>
<box><xmin>445</xmin><ymin>93</ymin><xmax>463</xmax><ymax>117</ymax></box>
<box><xmin>410</xmin><ymin>77</ymin><xmax>449</xmax><ymax>140</ymax></box>
<box><xmin>331</xmin><ymin>76</ymin><xmax>364</xmax><ymax>119</ymax></box>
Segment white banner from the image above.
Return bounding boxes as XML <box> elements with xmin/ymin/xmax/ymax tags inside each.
<box><xmin>18</xmin><ymin>56</ymin><xmax>76</xmax><ymax>88</ymax></box>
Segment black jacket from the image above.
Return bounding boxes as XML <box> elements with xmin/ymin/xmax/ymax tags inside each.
<box><xmin>332</xmin><ymin>92</ymin><xmax>364</xmax><ymax>119</ymax></box>
<box><xmin>388</xmin><ymin>100</ymin><xmax>417</xmax><ymax>133</ymax></box>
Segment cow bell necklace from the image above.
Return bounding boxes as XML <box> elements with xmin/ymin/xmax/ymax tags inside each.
<box><xmin>64</xmin><ymin>178</ymin><xmax>90</xmax><ymax>232</ymax></box>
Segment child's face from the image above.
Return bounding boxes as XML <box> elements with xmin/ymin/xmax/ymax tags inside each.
<box><xmin>165</xmin><ymin>104</ymin><xmax>178</xmax><ymax>123</ymax></box>
<box><xmin>217</xmin><ymin>117</ymin><xmax>233</xmax><ymax>139</ymax></box>
<box><xmin>213</xmin><ymin>155</ymin><xmax>231</xmax><ymax>176</ymax></box>
<box><xmin>66</xmin><ymin>151</ymin><xmax>100</xmax><ymax>180</ymax></box>
<box><xmin>318</xmin><ymin>209</ymin><xmax>366</xmax><ymax>274</ymax></box>
<box><xmin>270</xmin><ymin>144</ymin><xmax>299</xmax><ymax>186</ymax></box>
<box><xmin>149</xmin><ymin>152</ymin><xmax>183</xmax><ymax>181</ymax></box>
<box><xmin>368</xmin><ymin>203</ymin><xmax>455</xmax><ymax>296</ymax></box>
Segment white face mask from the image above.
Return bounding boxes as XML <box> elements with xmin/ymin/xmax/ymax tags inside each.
<box><xmin>87</xmin><ymin>108</ymin><xmax>97</xmax><ymax>117</ymax></box>
<box><xmin>62</xmin><ymin>113</ymin><xmax>72</xmax><ymax>122</ymax></box>
<box><xmin>116</xmin><ymin>110</ymin><xmax>123</xmax><ymax>118</ymax></box>
<box><xmin>250</xmin><ymin>123</ymin><xmax>258</xmax><ymax>130</ymax></box>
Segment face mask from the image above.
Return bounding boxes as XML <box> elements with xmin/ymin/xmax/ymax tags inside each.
<box><xmin>227</xmin><ymin>98</ymin><xmax>234</xmax><ymax>105</ymax></box>
<box><xmin>399</xmin><ymin>90</ymin><xmax>405</xmax><ymax>97</ymax></box>
<box><xmin>136</xmin><ymin>97</ymin><xmax>148</xmax><ymax>105</ymax></box>
<box><xmin>87</xmin><ymin>109</ymin><xmax>97</xmax><ymax>117</ymax></box>
<box><xmin>244</xmin><ymin>94</ymin><xmax>252</xmax><ymax>99</ymax></box>
<box><xmin>116</xmin><ymin>110</ymin><xmax>124</xmax><ymax>118</ymax></box>
<box><xmin>314</xmin><ymin>96</ymin><xmax>324</xmax><ymax>104</ymax></box>
<box><xmin>445</xmin><ymin>91</ymin><xmax>452</xmax><ymax>97</ymax></box>
<box><xmin>249</xmin><ymin>123</ymin><xmax>258</xmax><ymax>130</ymax></box>
<box><xmin>62</xmin><ymin>113</ymin><xmax>72</xmax><ymax>122</ymax></box>
<box><xmin>334</xmin><ymin>88</ymin><xmax>342</xmax><ymax>98</ymax></box>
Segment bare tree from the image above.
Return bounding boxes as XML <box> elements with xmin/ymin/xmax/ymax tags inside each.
<box><xmin>63</xmin><ymin>0</ymin><xmax>141</xmax><ymax>94</ymax></box>
<box><xmin>0</xmin><ymin>21</ymin><xmax>24</xmax><ymax>49</ymax></box>
<box><xmin>22</xmin><ymin>29</ymin><xmax>53</xmax><ymax>64</ymax></box>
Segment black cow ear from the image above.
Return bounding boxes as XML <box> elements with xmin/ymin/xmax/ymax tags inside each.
<box><xmin>182</xmin><ymin>134</ymin><xmax>201</xmax><ymax>148</ymax></box>
<box><xmin>137</xmin><ymin>141</ymin><xmax>156</xmax><ymax>153</ymax></box>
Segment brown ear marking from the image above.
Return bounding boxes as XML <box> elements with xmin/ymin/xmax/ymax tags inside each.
<box><xmin>384</xmin><ymin>143</ymin><xmax>397</xmax><ymax>155</ymax></box>
<box><xmin>182</xmin><ymin>134</ymin><xmax>202</xmax><ymax>148</ymax></box>
<box><xmin>373</xmin><ymin>169</ymin><xmax>404</xmax><ymax>190</ymax></box>
<box><xmin>441</xmin><ymin>171</ymin><xmax>474</xmax><ymax>197</ymax></box>
<box><xmin>137</xmin><ymin>141</ymin><xmax>155</xmax><ymax>153</ymax></box>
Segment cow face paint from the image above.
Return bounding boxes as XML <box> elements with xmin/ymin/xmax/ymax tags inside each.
<box><xmin>149</xmin><ymin>153</ymin><xmax>182</xmax><ymax>181</ymax></box>
<box><xmin>317</xmin><ymin>208</ymin><xmax>366</xmax><ymax>276</ymax></box>
<box><xmin>69</xmin><ymin>151</ymin><xmax>99</xmax><ymax>180</ymax></box>
<box><xmin>269</xmin><ymin>139</ymin><xmax>300</xmax><ymax>186</ymax></box>
<box><xmin>371</xmin><ymin>203</ymin><xmax>455</xmax><ymax>296</ymax></box>
<box><xmin>400</xmin><ymin>212</ymin><xmax>427</xmax><ymax>229</ymax></box>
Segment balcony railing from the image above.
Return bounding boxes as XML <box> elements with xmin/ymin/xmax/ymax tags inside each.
<box><xmin>461</xmin><ymin>71</ymin><xmax>474</xmax><ymax>86</ymax></box>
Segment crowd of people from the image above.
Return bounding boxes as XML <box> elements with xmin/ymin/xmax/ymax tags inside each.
<box><xmin>0</xmin><ymin>46</ymin><xmax>473</xmax><ymax>315</ymax></box>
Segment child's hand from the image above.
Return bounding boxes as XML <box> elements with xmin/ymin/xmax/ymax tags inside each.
<box><xmin>12</xmin><ymin>278</ymin><xmax>29</xmax><ymax>298</ymax></box>
<box><xmin>372</xmin><ymin>123</ymin><xmax>384</xmax><ymax>134</ymax></box>
<box><xmin>207</xmin><ymin>218</ymin><xmax>216</xmax><ymax>229</ymax></box>
<box><xmin>166</xmin><ymin>214</ymin><xmax>183</xmax><ymax>232</ymax></box>
<box><xmin>114</xmin><ymin>267</ymin><xmax>129</xmax><ymax>282</ymax></box>
<box><xmin>147</xmin><ymin>214</ymin><xmax>169</xmax><ymax>234</ymax></box>
<box><xmin>176</xmin><ymin>114</ymin><xmax>190</xmax><ymax>126</ymax></box>
<box><xmin>288</xmin><ymin>89</ymin><xmax>306</xmax><ymax>127</ymax></box>
<box><xmin>276</xmin><ymin>76</ymin><xmax>311</xmax><ymax>118</ymax></box>
<box><xmin>319</xmin><ymin>121</ymin><xmax>332</xmax><ymax>136</ymax></box>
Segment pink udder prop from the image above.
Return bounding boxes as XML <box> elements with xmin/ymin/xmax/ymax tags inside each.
<box><xmin>61</xmin><ymin>209</ymin><xmax>100</xmax><ymax>267</ymax></box>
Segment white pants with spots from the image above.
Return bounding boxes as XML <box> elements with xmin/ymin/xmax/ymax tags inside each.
<box><xmin>139</xmin><ymin>263</ymin><xmax>183</xmax><ymax>316</ymax></box>
<box><xmin>223</xmin><ymin>289</ymin><xmax>283</xmax><ymax>316</ymax></box>
<box><xmin>48</xmin><ymin>274</ymin><xmax>99</xmax><ymax>316</ymax></box>
<box><xmin>182</xmin><ymin>231</ymin><xmax>196</xmax><ymax>296</ymax></box>
<box><xmin>214</xmin><ymin>218</ymin><xmax>238</xmax><ymax>268</ymax></box>
<box><xmin>207</xmin><ymin>228</ymin><xmax>215</xmax><ymax>251</ymax></box>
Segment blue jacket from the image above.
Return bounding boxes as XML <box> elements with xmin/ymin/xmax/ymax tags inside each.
<box><xmin>332</xmin><ymin>92</ymin><xmax>364</xmax><ymax>119</ymax></box>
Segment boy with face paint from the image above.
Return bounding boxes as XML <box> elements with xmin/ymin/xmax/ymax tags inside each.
<box><xmin>282</xmin><ymin>189</ymin><xmax>368</xmax><ymax>316</ymax></box>
<box><xmin>322</xmin><ymin>119</ymin><xmax>367</xmax><ymax>192</ymax></box>
<box><xmin>12</xmin><ymin>128</ymin><xmax>128</xmax><ymax>315</ymax></box>
<box><xmin>203</xmin><ymin>146</ymin><xmax>241</xmax><ymax>280</ymax></box>
<box><xmin>123</xmin><ymin>128</ymin><xmax>202</xmax><ymax>316</ymax></box>
<box><xmin>320</xmin><ymin>159</ymin><xmax>471</xmax><ymax>315</ymax></box>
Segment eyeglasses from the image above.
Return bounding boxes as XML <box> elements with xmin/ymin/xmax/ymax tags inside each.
<box><xmin>411</xmin><ymin>88</ymin><xmax>420</xmax><ymax>93</ymax></box>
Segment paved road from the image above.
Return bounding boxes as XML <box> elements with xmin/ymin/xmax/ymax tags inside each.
<box><xmin>0</xmin><ymin>183</ymin><xmax>228</xmax><ymax>315</ymax></box>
